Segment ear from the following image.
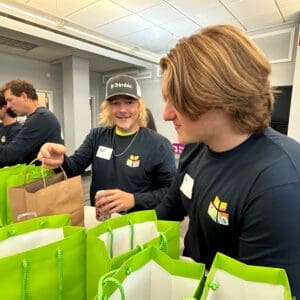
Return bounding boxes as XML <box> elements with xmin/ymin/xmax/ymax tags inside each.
<box><xmin>21</xmin><ymin>91</ymin><xmax>28</xmax><ymax>101</ymax></box>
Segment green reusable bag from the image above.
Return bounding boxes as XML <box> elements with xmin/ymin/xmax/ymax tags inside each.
<box><xmin>0</xmin><ymin>164</ymin><xmax>53</xmax><ymax>226</ymax></box>
<box><xmin>200</xmin><ymin>252</ymin><xmax>293</xmax><ymax>300</ymax></box>
<box><xmin>0</xmin><ymin>214</ymin><xmax>86</xmax><ymax>300</ymax></box>
<box><xmin>86</xmin><ymin>210</ymin><xmax>180</xmax><ymax>300</ymax></box>
<box><xmin>95</xmin><ymin>246</ymin><xmax>205</xmax><ymax>300</ymax></box>
<box><xmin>0</xmin><ymin>164</ymin><xmax>28</xmax><ymax>226</ymax></box>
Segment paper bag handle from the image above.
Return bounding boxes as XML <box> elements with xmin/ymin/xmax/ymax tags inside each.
<box><xmin>17</xmin><ymin>212</ymin><xmax>38</xmax><ymax>222</ymax></box>
<box><xmin>25</xmin><ymin>158</ymin><xmax>67</xmax><ymax>188</ymax></box>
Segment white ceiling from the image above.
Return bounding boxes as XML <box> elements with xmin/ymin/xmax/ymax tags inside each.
<box><xmin>0</xmin><ymin>0</ymin><xmax>299</xmax><ymax>72</ymax></box>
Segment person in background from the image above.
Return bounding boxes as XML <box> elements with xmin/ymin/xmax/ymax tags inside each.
<box><xmin>38</xmin><ymin>74</ymin><xmax>176</xmax><ymax>213</ymax></box>
<box><xmin>155</xmin><ymin>24</ymin><xmax>300</xmax><ymax>298</ymax></box>
<box><xmin>0</xmin><ymin>80</ymin><xmax>63</xmax><ymax>167</ymax></box>
<box><xmin>0</xmin><ymin>92</ymin><xmax>22</xmax><ymax>145</ymax></box>
<box><xmin>146</xmin><ymin>107</ymin><xmax>157</xmax><ymax>132</ymax></box>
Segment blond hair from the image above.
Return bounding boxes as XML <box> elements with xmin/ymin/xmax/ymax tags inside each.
<box><xmin>99</xmin><ymin>98</ymin><xmax>148</xmax><ymax>127</ymax></box>
<box><xmin>160</xmin><ymin>25</ymin><xmax>274</xmax><ymax>133</ymax></box>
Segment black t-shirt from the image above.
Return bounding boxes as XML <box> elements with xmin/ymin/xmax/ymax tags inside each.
<box><xmin>62</xmin><ymin>126</ymin><xmax>176</xmax><ymax>208</ymax></box>
<box><xmin>0</xmin><ymin>121</ymin><xmax>22</xmax><ymax>145</ymax></box>
<box><xmin>0</xmin><ymin>107</ymin><xmax>63</xmax><ymax>167</ymax></box>
<box><xmin>156</xmin><ymin>127</ymin><xmax>300</xmax><ymax>298</ymax></box>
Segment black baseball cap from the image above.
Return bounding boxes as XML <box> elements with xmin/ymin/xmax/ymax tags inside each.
<box><xmin>105</xmin><ymin>75</ymin><xmax>142</xmax><ymax>100</ymax></box>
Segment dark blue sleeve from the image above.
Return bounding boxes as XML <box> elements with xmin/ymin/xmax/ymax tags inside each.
<box><xmin>0</xmin><ymin>111</ymin><xmax>62</xmax><ymax>166</ymax></box>
<box><xmin>155</xmin><ymin>143</ymin><xmax>201</xmax><ymax>221</ymax></box>
<box><xmin>239</xmin><ymin>183</ymin><xmax>300</xmax><ymax>298</ymax></box>
<box><xmin>155</xmin><ymin>171</ymin><xmax>186</xmax><ymax>221</ymax></box>
<box><xmin>133</xmin><ymin>138</ymin><xmax>176</xmax><ymax>210</ymax></box>
<box><xmin>7</xmin><ymin>123</ymin><xmax>22</xmax><ymax>142</ymax></box>
<box><xmin>62</xmin><ymin>129</ymin><xmax>95</xmax><ymax>177</ymax></box>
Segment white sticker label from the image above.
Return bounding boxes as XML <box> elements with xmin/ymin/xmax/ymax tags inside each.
<box><xmin>96</xmin><ymin>145</ymin><xmax>113</xmax><ymax>160</ymax></box>
<box><xmin>180</xmin><ymin>173</ymin><xmax>194</xmax><ymax>199</ymax></box>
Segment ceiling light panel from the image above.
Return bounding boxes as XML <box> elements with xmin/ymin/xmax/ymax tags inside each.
<box><xmin>95</xmin><ymin>14</ymin><xmax>152</xmax><ymax>38</ymax></box>
<box><xmin>111</xmin><ymin>0</ymin><xmax>164</xmax><ymax>13</ymax></box>
<box><xmin>118</xmin><ymin>26</ymin><xmax>174</xmax><ymax>53</ymax></box>
<box><xmin>241</xmin><ymin>13</ymin><xmax>286</xmax><ymax>30</ymax></box>
<box><xmin>222</xmin><ymin>0</ymin><xmax>281</xmax><ymax>20</ymax></box>
<box><xmin>15</xmin><ymin>0</ymin><xmax>97</xmax><ymax>18</ymax></box>
<box><xmin>138</xmin><ymin>3</ymin><xmax>184</xmax><ymax>25</ymax></box>
<box><xmin>166</xmin><ymin>0</ymin><xmax>220</xmax><ymax>15</ymax></box>
<box><xmin>159</xmin><ymin>17</ymin><xmax>200</xmax><ymax>37</ymax></box>
<box><xmin>191</xmin><ymin>5</ymin><xmax>243</xmax><ymax>27</ymax></box>
<box><xmin>66</xmin><ymin>0</ymin><xmax>131</xmax><ymax>29</ymax></box>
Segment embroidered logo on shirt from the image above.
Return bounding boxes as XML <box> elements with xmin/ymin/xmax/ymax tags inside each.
<box><xmin>126</xmin><ymin>155</ymin><xmax>140</xmax><ymax>168</ymax></box>
<box><xmin>208</xmin><ymin>196</ymin><xmax>229</xmax><ymax>226</ymax></box>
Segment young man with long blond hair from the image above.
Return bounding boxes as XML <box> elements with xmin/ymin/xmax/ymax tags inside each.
<box><xmin>156</xmin><ymin>25</ymin><xmax>300</xmax><ymax>297</ymax></box>
<box><xmin>39</xmin><ymin>75</ymin><xmax>175</xmax><ymax>214</ymax></box>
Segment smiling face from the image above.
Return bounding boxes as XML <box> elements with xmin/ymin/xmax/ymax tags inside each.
<box><xmin>108</xmin><ymin>96</ymin><xmax>140</xmax><ymax>133</ymax></box>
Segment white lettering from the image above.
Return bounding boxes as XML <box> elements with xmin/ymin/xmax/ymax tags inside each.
<box><xmin>110</xmin><ymin>82</ymin><xmax>132</xmax><ymax>89</ymax></box>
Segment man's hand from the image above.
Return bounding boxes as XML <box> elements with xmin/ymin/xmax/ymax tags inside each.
<box><xmin>95</xmin><ymin>189</ymin><xmax>135</xmax><ymax>214</ymax></box>
<box><xmin>38</xmin><ymin>143</ymin><xmax>66</xmax><ymax>169</ymax></box>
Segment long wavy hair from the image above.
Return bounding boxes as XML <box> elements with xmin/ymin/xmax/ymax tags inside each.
<box><xmin>99</xmin><ymin>98</ymin><xmax>148</xmax><ymax>127</ymax></box>
<box><xmin>160</xmin><ymin>24</ymin><xmax>274</xmax><ymax>133</ymax></box>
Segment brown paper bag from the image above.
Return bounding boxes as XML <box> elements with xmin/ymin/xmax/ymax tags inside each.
<box><xmin>9</xmin><ymin>173</ymin><xmax>84</xmax><ymax>226</ymax></box>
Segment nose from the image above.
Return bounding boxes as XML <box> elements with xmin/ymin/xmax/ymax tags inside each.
<box><xmin>6</xmin><ymin>101</ymin><xmax>11</xmax><ymax>109</ymax></box>
<box><xmin>163</xmin><ymin>100</ymin><xmax>176</xmax><ymax>121</ymax></box>
<box><xmin>118</xmin><ymin>102</ymin><xmax>128</xmax><ymax>112</ymax></box>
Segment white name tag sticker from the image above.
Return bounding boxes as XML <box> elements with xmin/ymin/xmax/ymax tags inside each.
<box><xmin>96</xmin><ymin>145</ymin><xmax>113</xmax><ymax>160</ymax></box>
<box><xmin>180</xmin><ymin>173</ymin><xmax>194</xmax><ymax>199</ymax></box>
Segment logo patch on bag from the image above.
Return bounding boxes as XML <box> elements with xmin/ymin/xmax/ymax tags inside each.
<box><xmin>126</xmin><ymin>154</ymin><xmax>140</xmax><ymax>167</ymax></box>
<box><xmin>208</xmin><ymin>196</ymin><xmax>229</xmax><ymax>225</ymax></box>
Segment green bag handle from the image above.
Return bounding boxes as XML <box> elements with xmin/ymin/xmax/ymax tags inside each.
<box><xmin>97</xmin><ymin>247</ymin><xmax>205</xmax><ymax>300</ymax></box>
<box><xmin>97</xmin><ymin>270</ymin><xmax>125</xmax><ymax>300</ymax></box>
<box><xmin>57</xmin><ymin>247</ymin><xmax>64</xmax><ymax>300</ymax></box>
<box><xmin>22</xmin><ymin>259</ymin><xmax>29</xmax><ymax>300</ymax></box>
<box><xmin>158</xmin><ymin>232</ymin><xmax>168</xmax><ymax>253</ymax></box>
<box><xmin>21</xmin><ymin>247</ymin><xmax>64</xmax><ymax>300</ymax></box>
<box><xmin>108</xmin><ymin>219</ymin><xmax>168</xmax><ymax>258</ymax></box>
<box><xmin>107</xmin><ymin>219</ymin><xmax>135</xmax><ymax>258</ymax></box>
<box><xmin>108</xmin><ymin>226</ymin><xmax>114</xmax><ymax>258</ymax></box>
<box><xmin>128</xmin><ymin>220</ymin><xmax>134</xmax><ymax>250</ymax></box>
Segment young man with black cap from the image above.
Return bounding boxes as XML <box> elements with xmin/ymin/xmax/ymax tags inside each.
<box><xmin>38</xmin><ymin>75</ymin><xmax>176</xmax><ymax>215</ymax></box>
<box><xmin>0</xmin><ymin>93</ymin><xmax>22</xmax><ymax>145</ymax></box>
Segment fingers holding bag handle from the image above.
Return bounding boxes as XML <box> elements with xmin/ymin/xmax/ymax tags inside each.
<box><xmin>37</xmin><ymin>142</ymin><xmax>66</xmax><ymax>169</ymax></box>
<box><xmin>25</xmin><ymin>158</ymin><xmax>67</xmax><ymax>189</ymax></box>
